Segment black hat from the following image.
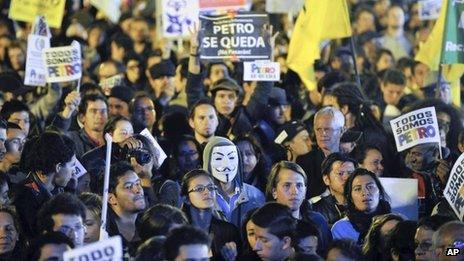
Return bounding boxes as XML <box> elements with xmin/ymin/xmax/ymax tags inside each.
<box><xmin>340</xmin><ymin>130</ymin><xmax>363</xmax><ymax>143</ymax></box>
<box><xmin>0</xmin><ymin>71</ymin><xmax>29</xmax><ymax>96</ymax></box>
<box><xmin>149</xmin><ymin>60</ymin><xmax>175</xmax><ymax>79</ymax></box>
<box><xmin>109</xmin><ymin>85</ymin><xmax>134</xmax><ymax>104</ymax></box>
<box><xmin>274</xmin><ymin>121</ymin><xmax>306</xmax><ymax>145</ymax></box>
<box><xmin>209</xmin><ymin>78</ymin><xmax>242</xmax><ymax>94</ymax></box>
<box><xmin>268</xmin><ymin>87</ymin><xmax>289</xmax><ymax>106</ymax></box>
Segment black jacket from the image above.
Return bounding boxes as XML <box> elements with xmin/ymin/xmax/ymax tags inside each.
<box><xmin>312</xmin><ymin>194</ymin><xmax>346</xmax><ymax>227</ymax></box>
<box><xmin>296</xmin><ymin>147</ymin><xmax>326</xmax><ymax>198</ymax></box>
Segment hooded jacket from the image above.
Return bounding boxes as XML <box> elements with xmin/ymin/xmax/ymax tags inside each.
<box><xmin>203</xmin><ymin>136</ymin><xmax>265</xmax><ymax>227</ymax></box>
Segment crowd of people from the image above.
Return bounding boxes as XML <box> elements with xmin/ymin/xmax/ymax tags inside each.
<box><xmin>0</xmin><ymin>0</ymin><xmax>461</xmax><ymax>260</ymax></box>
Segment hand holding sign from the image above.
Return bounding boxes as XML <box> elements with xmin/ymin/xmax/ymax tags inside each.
<box><xmin>62</xmin><ymin>91</ymin><xmax>81</xmax><ymax>119</ymax></box>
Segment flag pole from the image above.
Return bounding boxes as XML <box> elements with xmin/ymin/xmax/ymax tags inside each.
<box><xmin>436</xmin><ymin>0</ymin><xmax>451</xmax><ymax>99</ymax></box>
<box><xmin>349</xmin><ymin>36</ymin><xmax>362</xmax><ymax>87</ymax></box>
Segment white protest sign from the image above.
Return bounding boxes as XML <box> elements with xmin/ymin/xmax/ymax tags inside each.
<box><xmin>63</xmin><ymin>236</ymin><xmax>122</xmax><ymax>261</ymax></box>
<box><xmin>380</xmin><ymin>177</ymin><xmax>418</xmax><ymax>220</ymax></box>
<box><xmin>140</xmin><ymin>128</ymin><xmax>167</xmax><ymax>167</ymax></box>
<box><xmin>159</xmin><ymin>0</ymin><xmax>199</xmax><ymax>38</ymax></box>
<box><xmin>389</xmin><ymin>107</ymin><xmax>440</xmax><ymax>152</ymax></box>
<box><xmin>444</xmin><ymin>153</ymin><xmax>464</xmax><ymax>220</ymax></box>
<box><xmin>42</xmin><ymin>41</ymin><xmax>81</xmax><ymax>83</ymax></box>
<box><xmin>74</xmin><ymin>159</ymin><xmax>87</xmax><ymax>179</ymax></box>
<box><xmin>265</xmin><ymin>0</ymin><xmax>304</xmax><ymax>14</ymax></box>
<box><xmin>99</xmin><ymin>74</ymin><xmax>124</xmax><ymax>96</ymax></box>
<box><xmin>418</xmin><ymin>0</ymin><xmax>442</xmax><ymax>21</ymax></box>
<box><xmin>90</xmin><ymin>0</ymin><xmax>121</xmax><ymax>24</ymax></box>
<box><xmin>100</xmin><ymin>133</ymin><xmax>113</xmax><ymax>240</ymax></box>
<box><xmin>25</xmin><ymin>34</ymin><xmax>50</xmax><ymax>86</ymax></box>
<box><xmin>243</xmin><ymin>61</ymin><xmax>280</xmax><ymax>81</ymax></box>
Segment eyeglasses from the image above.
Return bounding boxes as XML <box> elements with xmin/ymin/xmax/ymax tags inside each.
<box><xmin>315</xmin><ymin>128</ymin><xmax>340</xmax><ymax>135</ymax></box>
<box><xmin>135</xmin><ymin>106</ymin><xmax>155</xmax><ymax>114</ymax></box>
<box><xmin>188</xmin><ymin>184</ymin><xmax>217</xmax><ymax>194</ymax></box>
<box><xmin>57</xmin><ymin>224</ymin><xmax>86</xmax><ymax>236</ymax></box>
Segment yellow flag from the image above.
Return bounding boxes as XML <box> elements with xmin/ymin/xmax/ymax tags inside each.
<box><xmin>415</xmin><ymin>0</ymin><xmax>464</xmax><ymax>106</ymax></box>
<box><xmin>287</xmin><ymin>0</ymin><xmax>352</xmax><ymax>91</ymax></box>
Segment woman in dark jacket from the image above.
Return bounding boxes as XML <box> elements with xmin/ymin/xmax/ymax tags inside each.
<box><xmin>181</xmin><ymin>169</ymin><xmax>241</xmax><ymax>261</ymax></box>
<box><xmin>331</xmin><ymin>168</ymin><xmax>391</xmax><ymax>245</ymax></box>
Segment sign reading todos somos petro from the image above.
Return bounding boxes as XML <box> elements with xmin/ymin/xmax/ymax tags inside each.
<box><xmin>42</xmin><ymin>41</ymin><xmax>82</xmax><ymax>83</ymax></box>
<box><xmin>389</xmin><ymin>107</ymin><xmax>440</xmax><ymax>152</ymax></box>
<box><xmin>63</xmin><ymin>236</ymin><xmax>122</xmax><ymax>261</ymax></box>
<box><xmin>199</xmin><ymin>13</ymin><xmax>271</xmax><ymax>61</ymax></box>
<box><xmin>444</xmin><ymin>152</ymin><xmax>464</xmax><ymax>220</ymax></box>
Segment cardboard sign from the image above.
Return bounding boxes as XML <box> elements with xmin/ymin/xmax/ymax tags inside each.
<box><xmin>9</xmin><ymin>0</ymin><xmax>66</xmax><ymax>28</ymax></box>
<box><xmin>444</xmin><ymin>153</ymin><xmax>464</xmax><ymax>220</ymax></box>
<box><xmin>243</xmin><ymin>61</ymin><xmax>280</xmax><ymax>81</ymax></box>
<box><xmin>140</xmin><ymin>128</ymin><xmax>167</xmax><ymax>167</ymax></box>
<box><xmin>418</xmin><ymin>0</ymin><xmax>442</xmax><ymax>21</ymax></box>
<box><xmin>99</xmin><ymin>74</ymin><xmax>124</xmax><ymax>96</ymax></box>
<box><xmin>199</xmin><ymin>13</ymin><xmax>271</xmax><ymax>61</ymax></box>
<box><xmin>74</xmin><ymin>159</ymin><xmax>87</xmax><ymax>179</ymax></box>
<box><xmin>159</xmin><ymin>0</ymin><xmax>199</xmax><ymax>38</ymax></box>
<box><xmin>380</xmin><ymin>177</ymin><xmax>418</xmax><ymax>221</ymax></box>
<box><xmin>63</xmin><ymin>236</ymin><xmax>122</xmax><ymax>261</ymax></box>
<box><xmin>265</xmin><ymin>0</ymin><xmax>304</xmax><ymax>14</ymax></box>
<box><xmin>389</xmin><ymin>107</ymin><xmax>440</xmax><ymax>152</ymax></box>
<box><xmin>199</xmin><ymin>0</ymin><xmax>251</xmax><ymax>12</ymax></box>
<box><xmin>25</xmin><ymin>34</ymin><xmax>50</xmax><ymax>86</ymax></box>
<box><xmin>90</xmin><ymin>0</ymin><xmax>121</xmax><ymax>24</ymax></box>
<box><xmin>42</xmin><ymin>41</ymin><xmax>82</xmax><ymax>83</ymax></box>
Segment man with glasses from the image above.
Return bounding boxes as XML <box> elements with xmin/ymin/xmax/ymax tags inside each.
<box><xmin>432</xmin><ymin>221</ymin><xmax>464</xmax><ymax>261</ymax></box>
<box><xmin>313</xmin><ymin>153</ymin><xmax>357</xmax><ymax>226</ymax></box>
<box><xmin>415</xmin><ymin>215</ymin><xmax>453</xmax><ymax>261</ymax></box>
<box><xmin>104</xmin><ymin>161</ymin><xmax>146</xmax><ymax>257</ymax></box>
<box><xmin>131</xmin><ymin>92</ymin><xmax>156</xmax><ymax>133</ymax></box>
<box><xmin>37</xmin><ymin>193</ymin><xmax>87</xmax><ymax>248</ymax></box>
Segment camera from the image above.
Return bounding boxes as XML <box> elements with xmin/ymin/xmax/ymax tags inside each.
<box><xmin>114</xmin><ymin>146</ymin><xmax>152</xmax><ymax>165</ymax></box>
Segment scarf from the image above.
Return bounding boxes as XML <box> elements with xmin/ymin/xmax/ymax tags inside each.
<box><xmin>347</xmin><ymin>200</ymin><xmax>391</xmax><ymax>245</ymax></box>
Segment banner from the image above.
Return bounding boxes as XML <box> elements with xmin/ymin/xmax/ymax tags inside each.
<box><xmin>265</xmin><ymin>0</ymin><xmax>304</xmax><ymax>14</ymax></box>
<box><xmin>199</xmin><ymin>13</ymin><xmax>270</xmax><ymax>61</ymax></box>
<box><xmin>63</xmin><ymin>236</ymin><xmax>122</xmax><ymax>261</ymax></box>
<box><xmin>444</xmin><ymin>153</ymin><xmax>464</xmax><ymax>220</ymax></box>
<box><xmin>9</xmin><ymin>0</ymin><xmax>66</xmax><ymax>28</ymax></box>
<box><xmin>42</xmin><ymin>41</ymin><xmax>82</xmax><ymax>83</ymax></box>
<box><xmin>418</xmin><ymin>0</ymin><xmax>442</xmax><ymax>21</ymax></box>
<box><xmin>441</xmin><ymin>0</ymin><xmax>464</xmax><ymax>64</ymax></box>
<box><xmin>158</xmin><ymin>0</ymin><xmax>199</xmax><ymax>38</ymax></box>
<box><xmin>389</xmin><ymin>107</ymin><xmax>440</xmax><ymax>152</ymax></box>
<box><xmin>380</xmin><ymin>177</ymin><xmax>418</xmax><ymax>220</ymax></box>
<box><xmin>243</xmin><ymin>60</ymin><xmax>280</xmax><ymax>81</ymax></box>
<box><xmin>90</xmin><ymin>0</ymin><xmax>121</xmax><ymax>24</ymax></box>
<box><xmin>199</xmin><ymin>0</ymin><xmax>251</xmax><ymax>12</ymax></box>
<box><xmin>74</xmin><ymin>159</ymin><xmax>87</xmax><ymax>179</ymax></box>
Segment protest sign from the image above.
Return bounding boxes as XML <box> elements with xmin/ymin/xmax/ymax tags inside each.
<box><xmin>444</xmin><ymin>152</ymin><xmax>464</xmax><ymax>220</ymax></box>
<box><xmin>199</xmin><ymin>13</ymin><xmax>271</xmax><ymax>61</ymax></box>
<box><xmin>140</xmin><ymin>128</ymin><xmax>168</xmax><ymax>167</ymax></box>
<box><xmin>418</xmin><ymin>0</ymin><xmax>442</xmax><ymax>21</ymax></box>
<box><xmin>265</xmin><ymin>0</ymin><xmax>304</xmax><ymax>14</ymax></box>
<box><xmin>99</xmin><ymin>74</ymin><xmax>124</xmax><ymax>96</ymax></box>
<box><xmin>63</xmin><ymin>236</ymin><xmax>122</xmax><ymax>261</ymax></box>
<box><xmin>389</xmin><ymin>107</ymin><xmax>440</xmax><ymax>152</ymax></box>
<box><xmin>25</xmin><ymin>17</ymin><xmax>51</xmax><ymax>87</ymax></box>
<box><xmin>158</xmin><ymin>0</ymin><xmax>199</xmax><ymax>38</ymax></box>
<box><xmin>9</xmin><ymin>0</ymin><xmax>66</xmax><ymax>28</ymax></box>
<box><xmin>243</xmin><ymin>61</ymin><xmax>280</xmax><ymax>81</ymax></box>
<box><xmin>74</xmin><ymin>159</ymin><xmax>87</xmax><ymax>179</ymax></box>
<box><xmin>100</xmin><ymin>134</ymin><xmax>113</xmax><ymax>240</ymax></box>
<box><xmin>199</xmin><ymin>0</ymin><xmax>251</xmax><ymax>12</ymax></box>
<box><xmin>42</xmin><ymin>41</ymin><xmax>82</xmax><ymax>83</ymax></box>
<box><xmin>90</xmin><ymin>0</ymin><xmax>121</xmax><ymax>24</ymax></box>
<box><xmin>380</xmin><ymin>177</ymin><xmax>418</xmax><ymax>220</ymax></box>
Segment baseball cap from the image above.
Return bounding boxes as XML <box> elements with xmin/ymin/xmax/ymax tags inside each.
<box><xmin>274</xmin><ymin>121</ymin><xmax>307</xmax><ymax>145</ymax></box>
<box><xmin>149</xmin><ymin>60</ymin><xmax>175</xmax><ymax>79</ymax></box>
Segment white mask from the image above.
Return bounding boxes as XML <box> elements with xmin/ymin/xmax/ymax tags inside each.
<box><xmin>210</xmin><ymin>145</ymin><xmax>238</xmax><ymax>183</ymax></box>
